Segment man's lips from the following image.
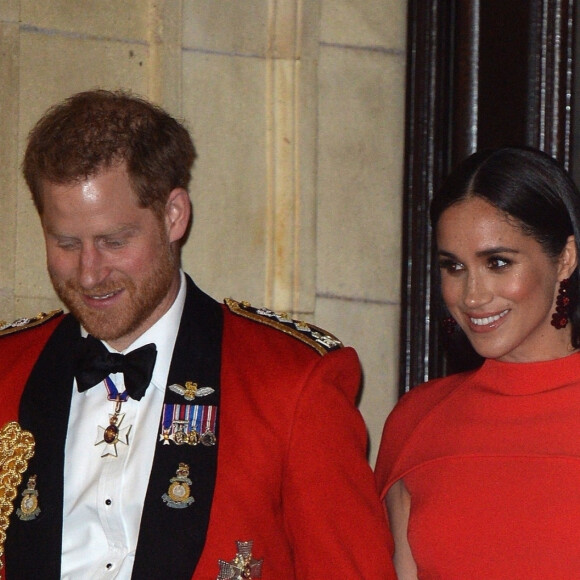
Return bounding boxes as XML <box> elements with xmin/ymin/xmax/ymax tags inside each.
<box><xmin>81</xmin><ymin>288</ymin><xmax>124</xmax><ymax>305</ymax></box>
<box><xmin>87</xmin><ymin>291</ymin><xmax>119</xmax><ymax>300</ymax></box>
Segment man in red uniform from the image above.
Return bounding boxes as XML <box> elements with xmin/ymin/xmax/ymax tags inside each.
<box><xmin>0</xmin><ymin>90</ymin><xmax>393</xmax><ymax>579</ymax></box>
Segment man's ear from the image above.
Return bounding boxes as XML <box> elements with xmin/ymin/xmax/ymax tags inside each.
<box><xmin>165</xmin><ymin>188</ymin><xmax>192</xmax><ymax>243</ymax></box>
<box><xmin>558</xmin><ymin>235</ymin><xmax>578</xmax><ymax>280</ymax></box>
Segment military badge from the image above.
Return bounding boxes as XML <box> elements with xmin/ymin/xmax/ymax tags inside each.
<box><xmin>16</xmin><ymin>475</ymin><xmax>40</xmax><ymax>521</ymax></box>
<box><xmin>217</xmin><ymin>540</ymin><xmax>263</xmax><ymax>579</ymax></box>
<box><xmin>162</xmin><ymin>463</ymin><xmax>195</xmax><ymax>509</ymax></box>
<box><xmin>169</xmin><ymin>381</ymin><xmax>215</xmax><ymax>401</ymax></box>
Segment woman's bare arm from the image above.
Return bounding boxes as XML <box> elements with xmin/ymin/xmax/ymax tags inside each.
<box><xmin>386</xmin><ymin>479</ymin><xmax>418</xmax><ymax>579</ymax></box>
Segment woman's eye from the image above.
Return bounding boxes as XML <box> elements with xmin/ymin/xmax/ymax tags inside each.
<box><xmin>488</xmin><ymin>256</ymin><xmax>510</xmax><ymax>269</ymax></box>
<box><xmin>439</xmin><ymin>259</ymin><xmax>464</xmax><ymax>274</ymax></box>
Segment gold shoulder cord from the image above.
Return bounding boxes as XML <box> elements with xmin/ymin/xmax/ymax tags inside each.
<box><xmin>0</xmin><ymin>422</ymin><xmax>35</xmax><ymax>577</ymax></box>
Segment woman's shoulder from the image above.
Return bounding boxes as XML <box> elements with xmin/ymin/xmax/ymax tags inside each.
<box><xmin>396</xmin><ymin>370</ymin><xmax>474</xmax><ymax>417</ymax></box>
<box><xmin>375</xmin><ymin>369</ymin><xmax>476</xmax><ymax>493</ymax></box>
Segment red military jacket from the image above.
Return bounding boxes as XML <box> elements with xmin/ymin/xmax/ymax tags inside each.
<box><xmin>0</xmin><ymin>279</ymin><xmax>394</xmax><ymax>579</ymax></box>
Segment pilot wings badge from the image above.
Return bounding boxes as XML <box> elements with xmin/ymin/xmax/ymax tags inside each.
<box><xmin>169</xmin><ymin>381</ymin><xmax>215</xmax><ymax>401</ymax></box>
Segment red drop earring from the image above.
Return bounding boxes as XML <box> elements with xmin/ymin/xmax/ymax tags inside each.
<box><xmin>551</xmin><ymin>278</ymin><xmax>571</xmax><ymax>329</ymax></box>
<box><xmin>442</xmin><ymin>316</ymin><xmax>458</xmax><ymax>335</ymax></box>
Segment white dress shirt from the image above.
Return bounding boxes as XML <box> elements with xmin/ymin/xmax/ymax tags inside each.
<box><xmin>61</xmin><ymin>272</ymin><xmax>186</xmax><ymax>579</ymax></box>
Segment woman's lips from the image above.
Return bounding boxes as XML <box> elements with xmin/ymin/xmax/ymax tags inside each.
<box><xmin>466</xmin><ymin>309</ymin><xmax>509</xmax><ymax>331</ymax></box>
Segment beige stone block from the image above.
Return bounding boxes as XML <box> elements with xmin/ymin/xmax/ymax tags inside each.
<box><xmin>321</xmin><ymin>0</ymin><xmax>406</xmax><ymax>51</ymax></box>
<box><xmin>317</xmin><ymin>48</ymin><xmax>405</xmax><ymax>303</ymax></box>
<box><xmin>0</xmin><ymin>290</ymin><xmax>13</xmax><ymax>321</ymax></box>
<box><xmin>21</xmin><ymin>0</ymin><xmax>149</xmax><ymax>42</ymax></box>
<box><xmin>181</xmin><ymin>51</ymin><xmax>268</xmax><ymax>305</ymax></box>
<box><xmin>315</xmin><ymin>296</ymin><xmax>400</xmax><ymax>466</ymax></box>
<box><xmin>0</xmin><ymin>0</ymin><xmax>19</xmax><ymax>22</ymax></box>
<box><xmin>19</xmin><ymin>30</ymin><xmax>149</xmax><ymax>126</ymax></box>
<box><xmin>14</xmin><ymin>205</ymin><xmax>51</xmax><ymax>302</ymax></box>
<box><xmin>14</xmin><ymin>295</ymin><xmax>64</xmax><ymax>320</ymax></box>
<box><xmin>0</xmin><ymin>22</ymin><xmax>19</xmax><ymax>319</ymax></box>
<box><xmin>182</xmin><ymin>0</ymin><xmax>268</xmax><ymax>56</ymax></box>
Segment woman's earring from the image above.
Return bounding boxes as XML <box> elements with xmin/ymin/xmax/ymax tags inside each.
<box><xmin>551</xmin><ymin>278</ymin><xmax>571</xmax><ymax>329</ymax></box>
<box><xmin>442</xmin><ymin>316</ymin><xmax>458</xmax><ymax>335</ymax></box>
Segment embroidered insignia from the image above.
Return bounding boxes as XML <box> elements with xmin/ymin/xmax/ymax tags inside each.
<box><xmin>0</xmin><ymin>309</ymin><xmax>62</xmax><ymax>337</ymax></box>
<box><xmin>159</xmin><ymin>404</ymin><xmax>217</xmax><ymax>446</ymax></box>
<box><xmin>225</xmin><ymin>298</ymin><xmax>343</xmax><ymax>356</ymax></box>
<box><xmin>162</xmin><ymin>463</ymin><xmax>195</xmax><ymax>509</ymax></box>
<box><xmin>169</xmin><ymin>381</ymin><xmax>215</xmax><ymax>401</ymax></box>
<box><xmin>16</xmin><ymin>475</ymin><xmax>40</xmax><ymax>521</ymax></box>
<box><xmin>217</xmin><ymin>540</ymin><xmax>263</xmax><ymax>579</ymax></box>
<box><xmin>0</xmin><ymin>422</ymin><xmax>35</xmax><ymax>574</ymax></box>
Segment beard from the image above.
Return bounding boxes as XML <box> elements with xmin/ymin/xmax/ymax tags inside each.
<box><xmin>50</xmin><ymin>244</ymin><xmax>178</xmax><ymax>344</ymax></box>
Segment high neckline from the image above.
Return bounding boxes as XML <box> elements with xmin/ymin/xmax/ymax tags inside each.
<box><xmin>474</xmin><ymin>352</ymin><xmax>580</xmax><ymax>396</ymax></box>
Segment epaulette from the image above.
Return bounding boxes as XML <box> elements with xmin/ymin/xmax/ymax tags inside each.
<box><xmin>224</xmin><ymin>298</ymin><xmax>343</xmax><ymax>356</ymax></box>
<box><xmin>0</xmin><ymin>309</ymin><xmax>63</xmax><ymax>337</ymax></box>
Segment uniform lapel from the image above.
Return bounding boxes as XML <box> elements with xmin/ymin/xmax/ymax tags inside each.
<box><xmin>132</xmin><ymin>277</ymin><xmax>223</xmax><ymax>579</ymax></box>
<box><xmin>5</xmin><ymin>314</ymin><xmax>80</xmax><ymax>579</ymax></box>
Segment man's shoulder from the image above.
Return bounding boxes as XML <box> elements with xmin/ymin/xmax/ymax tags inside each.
<box><xmin>0</xmin><ymin>309</ymin><xmax>64</xmax><ymax>339</ymax></box>
<box><xmin>0</xmin><ymin>310</ymin><xmax>64</xmax><ymax>377</ymax></box>
<box><xmin>223</xmin><ymin>298</ymin><xmax>344</xmax><ymax>356</ymax></box>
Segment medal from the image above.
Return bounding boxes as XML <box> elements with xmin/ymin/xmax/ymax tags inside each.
<box><xmin>200</xmin><ymin>405</ymin><xmax>217</xmax><ymax>446</ymax></box>
<box><xmin>16</xmin><ymin>475</ymin><xmax>40</xmax><ymax>521</ymax></box>
<box><xmin>95</xmin><ymin>378</ymin><xmax>132</xmax><ymax>457</ymax></box>
<box><xmin>217</xmin><ymin>540</ymin><xmax>263</xmax><ymax>579</ymax></box>
<box><xmin>159</xmin><ymin>404</ymin><xmax>218</xmax><ymax>446</ymax></box>
<box><xmin>162</xmin><ymin>463</ymin><xmax>195</xmax><ymax>509</ymax></box>
<box><xmin>172</xmin><ymin>420</ymin><xmax>189</xmax><ymax>445</ymax></box>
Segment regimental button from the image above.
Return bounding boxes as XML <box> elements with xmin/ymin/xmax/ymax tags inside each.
<box><xmin>105</xmin><ymin>499</ymin><xmax>112</xmax><ymax>506</ymax></box>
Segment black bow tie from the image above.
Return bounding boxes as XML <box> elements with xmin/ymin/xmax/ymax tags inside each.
<box><xmin>75</xmin><ymin>335</ymin><xmax>158</xmax><ymax>401</ymax></box>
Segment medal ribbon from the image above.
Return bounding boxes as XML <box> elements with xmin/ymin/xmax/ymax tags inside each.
<box><xmin>104</xmin><ymin>376</ymin><xmax>129</xmax><ymax>402</ymax></box>
<box><xmin>160</xmin><ymin>404</ymin><xmax>217</xmax><ymax>440</ymax></box>
<box><xmin>202</xmin><ymin>405</ymin><xmax>217</xmax><ymax>434</ymax></box>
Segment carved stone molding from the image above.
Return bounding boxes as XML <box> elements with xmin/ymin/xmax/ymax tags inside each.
<box><xmin>265</xmin><ymin>0</ymin><xmax>319</xmax><ymax>314</ymax></box>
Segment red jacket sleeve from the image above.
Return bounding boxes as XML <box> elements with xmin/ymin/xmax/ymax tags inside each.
<box><xmin>281</xmin><ymin>347</ymin><xmax>395</xmax><ymax>578</ymax></box>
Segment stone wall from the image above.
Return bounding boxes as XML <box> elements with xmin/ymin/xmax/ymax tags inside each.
<box><xmin>0</xmin><ymin>0</ymin><xmax>406</xmax><ymax>465</ymax></box>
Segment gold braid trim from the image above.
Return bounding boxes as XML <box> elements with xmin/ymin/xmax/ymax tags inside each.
<box><xmin>0</xmin><ymin>422</ymin><xmax>35</xmax><ymax>575</ymax></box>
<box><xmin>224</xmin><ymin>298</ymin><xmax>343</xmax><ymax>355</ymax></box>
<box><xmin>0</xmin><ymin>309</ymin><xmax>62</xmax><ymax>338</ymax></box>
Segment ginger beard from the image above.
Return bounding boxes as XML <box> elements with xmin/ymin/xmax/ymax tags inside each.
<box><xmin>50</xmin><ymin>229</ymin><xmax>178</xmax><ymax>344</ymax></box>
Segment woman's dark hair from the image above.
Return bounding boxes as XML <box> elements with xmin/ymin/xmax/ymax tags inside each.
<box><xmin>431</xmin><ymin>146</ymin><xmax>580</xmax><ymax>350</ymax></box>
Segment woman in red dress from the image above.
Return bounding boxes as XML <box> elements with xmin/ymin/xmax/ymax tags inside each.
<box><xmin>376</xmin><ymin>147</ymin><xmax>580</xmax><ymax>579</ymax></box>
